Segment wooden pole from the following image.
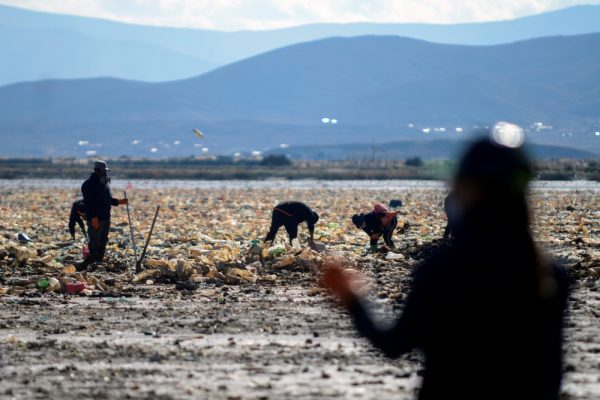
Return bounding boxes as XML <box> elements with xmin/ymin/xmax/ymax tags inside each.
<box><xmin>136</xmin><ymin>205</ymin><xmax>160</xmax><ymax>273</ymax></box>
<box><xmin>124</xmin><ymin>191</ymin><xmax>139</xmax><ymax>272</ymax></box>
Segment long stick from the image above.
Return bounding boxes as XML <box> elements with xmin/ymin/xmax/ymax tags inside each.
<box><xmin>136</xmin><ymin>205</ymin><xmax>160</xmax><ymax>273</ymax></box>
<box><xmin>123</xmin><ymin>191</ymin><xmax>138</xmax><ymax>271</ymax></box>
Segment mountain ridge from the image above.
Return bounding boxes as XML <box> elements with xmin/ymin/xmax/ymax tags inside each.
<box><xmin>0</xmin><ymin>33</ymin><xmax>599</xmax><ymax>157</ymax></box>
<box><xmin>1</xmin><ymin>3</ymin><xmax>600</xmax><ymax>85</ymax></box>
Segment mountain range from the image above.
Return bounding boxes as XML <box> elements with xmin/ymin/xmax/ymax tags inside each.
<box><xmin>1</xmin><ymin>32</ymin><xmax>599</xmax><ymax>157</ymax></box>
<box><xmin>2</xmin><ymin>4</ymin><xmax>600</xmax><ymax>85</ymax></box>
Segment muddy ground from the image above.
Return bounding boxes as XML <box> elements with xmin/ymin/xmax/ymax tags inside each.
<box><xmin>0</xmin><ymin>183</ymin><xmax>598</xmax><ymax>399</ymax></box>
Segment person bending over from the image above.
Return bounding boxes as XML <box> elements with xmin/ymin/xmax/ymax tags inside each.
<box><xmin>265</xmin><ymin>201</ymin><xmax>319</xmax><ymax>249</ymax></box>
<box><xmin>68</xmin><ymin>199</ymin><xmax>87</xmax><ymax>240</ymax></box>
<box><xmin>352</xmin><ymin>203</ymin><xmax>399</xmax><ymax>252</ymax></box>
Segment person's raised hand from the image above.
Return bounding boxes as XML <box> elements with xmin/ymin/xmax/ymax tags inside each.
<box><xmin>320</xmin><ymin>262</ymin><xmax>358</xmax><ymax>307</ymax></box>
<box><xmin>91</xmin><ymin>217</ymin><xmax>100</xmax><ymax>230</ymax></box>
<box><xmin>118</xmin><ymin>198</ymin><xmax>128</xmax><ymax>205</ymax></box>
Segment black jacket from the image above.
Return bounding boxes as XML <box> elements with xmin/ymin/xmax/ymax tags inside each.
<box><xmin>349</xmin><ymin>229</ymin><xmax>569</xmax><ymax>400</ymax></box>
<box><xmin>361</xmin><ymin>211</ymin><xmax>388</xmax><ymax>236</ymax></box>
<box><xmin>68</xmin><ymin>199</ymin><xmax>86</xmax><ymax>237</ymax></box>
<box><xmin>81</xmin><ymin>173</ymin><xmax>118</xmax><ymax>220</ymax></box>
<box><xmin>273</xmin><ymin>202</ymin><xmax>318</xmax><ymax>232</ymax></box>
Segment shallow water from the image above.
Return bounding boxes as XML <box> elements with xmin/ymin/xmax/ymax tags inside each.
<box><xmin>0</xmin><ymin>178</ymin><xmax>598</xmax><ymax>191</ymax></box>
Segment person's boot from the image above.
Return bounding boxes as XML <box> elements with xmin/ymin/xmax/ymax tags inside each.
<box><xmin>75</xmin><ymin>260</ymin><xmax>89</xmax><ymax>272</ymax></box>
<box><xmin>76</xmin><ymin>256</ymin><xmax>95</xmax><ymax>271</ymax></box>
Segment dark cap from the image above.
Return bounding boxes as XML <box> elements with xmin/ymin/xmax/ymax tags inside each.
<box><xmin>94</xmin><ymin>160</ymin><xmax>111</xmax><ymax>171</ymax></box>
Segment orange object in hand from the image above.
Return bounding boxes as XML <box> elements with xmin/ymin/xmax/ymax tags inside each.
<box><xmin>118</xmin><ymin>198</ymin><xmax>128</xmax><ymax>205</ymax></box>
<box><xmin>91</xmin><ymin>217</ymin><xmax>100</xmax><ymax>230</ymax></box>
<box><xmin>320</xmin><ymin>263</ymin><xmax>357</xmax><ymax>307</ymax></box>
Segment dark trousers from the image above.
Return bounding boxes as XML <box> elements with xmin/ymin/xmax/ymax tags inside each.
<box><xmin>265</xmin><ymin>212</ymin><xmax>298</xmax><ymax>244</ymax></box>
<box><xmin>87</xmin><ymin>218</ymin><xmax>110</xmax><ymax>262</ymax></box>
<box><xmin>370</xmin><ymin>217</ymin><xmax>397</xmax><ymax>247</ymax></box>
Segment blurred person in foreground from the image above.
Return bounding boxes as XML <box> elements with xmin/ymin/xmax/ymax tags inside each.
<box><xmin>264</xmin><ymin>201</ymin><xmax>319</xmax><ymax>249</ymax></box>
<box><xmin>322</xmin><ymin>134</ymin><xmax>569</xmax><ymax>400</ymax></box>
<box><xmin>80</xmin><ymin>160</ymin><xmax>128</xmax><ymax>268</ymax></box>
<box><xmin>352</xmin><ymin>203</ymin><xmax>400</xmax><ymax>252</ymax></box>
<box><xmin>68</xmin><ymin>199</ymin><xmax>87</xmax><ymax>240</ymax></box>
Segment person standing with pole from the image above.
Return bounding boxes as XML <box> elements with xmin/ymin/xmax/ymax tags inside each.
<box><xmin>78</xmin><ymin>160</ymin><xmax>128</xmax><ymax>269</ymax></box>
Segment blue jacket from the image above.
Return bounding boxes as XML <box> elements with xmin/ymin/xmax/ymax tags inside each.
<box><xmin>81</xmin><ymin>173</ymin><xmax>118</xmax><ymax>220</ymax></box>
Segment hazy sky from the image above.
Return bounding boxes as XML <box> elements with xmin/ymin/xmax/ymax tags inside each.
<box><xmin>2</xmin><ymin>0</ymin><xmax>599</xmax><ymax>30</ymax></box>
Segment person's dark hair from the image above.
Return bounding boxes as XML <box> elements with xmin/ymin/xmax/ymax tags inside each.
<box><xmin>456</xmin><ymin>139</ymin><xmax>533</xmax><ymax>195</ymax></box>
<box><xmin>352</xmin><ymin>214</ymin><xmax>364</xmax><ymax>229</ymax></box>
<box><xmin>455</xmin><ymin>138</ymin><xmax>555</xmax><ymax>298</ymax></box>
<box><xmin>455</xmin><ymin>138</ymin><xmax>532</xmax><ymax>228</ymax></box>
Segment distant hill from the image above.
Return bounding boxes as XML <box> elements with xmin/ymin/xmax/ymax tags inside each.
<box><xmin>266</xmin><ymin>139</ymin><xmax>599</xmax><ymax>160</ymax></box>
<box><xmin>0</xmin><ymin>34</ymin><xmax>599</xmax><ymax>157</ymax></box>
<box><xmin>1</xmin><ymin>4</ymin><xmax>600</xmax><ymax>85</ymax></box>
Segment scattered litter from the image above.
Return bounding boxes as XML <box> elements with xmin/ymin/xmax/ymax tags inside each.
<box><xmin>66</xmin><ymin>282</ymin><xmax>85</xmax><ymax>294</ymax></box>
<box><xmin>17</xmin><ymin>232</ymin><xmax>32</xmax><ymax>243</ymax></box>
<box><xmin>0</xmin><ymin>186</ymin><xmax>597</xmax><ymax>298</ymax></box>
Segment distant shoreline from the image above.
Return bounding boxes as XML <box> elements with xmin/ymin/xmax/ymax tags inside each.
<box><xmin>0</xmin><ymin>158</ymin><xmax>598</xmax><ymax>181</ymax></box>
<box><xmin>1</xmin><ymin>179</ymin><xmax>598</xmax><ymax>191</ymax></box>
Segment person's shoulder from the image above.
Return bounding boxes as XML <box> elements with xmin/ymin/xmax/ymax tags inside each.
<box><xmin>82</xmin><ymin>174</ymin><xmax>93</xmax><ymax>183</ymax></box>
<box><xmin>364</xmin><ymin>211</ymin><xmax>377</xmax><ymax>220</ymax></box>
<box><xmin>290</xmin><ymin>201</ymin><xmax>312</xmax><ymax>213</ymax></box>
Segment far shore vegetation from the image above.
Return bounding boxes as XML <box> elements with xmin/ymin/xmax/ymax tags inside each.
<box><xmin>0</xmin><ymin>157</ymin><xmax>598</xmax><ymax>181</ymax></box>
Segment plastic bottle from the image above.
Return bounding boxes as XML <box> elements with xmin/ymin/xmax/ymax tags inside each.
<box><xmin>269</xmin><ymin>246</ymin><xmax>285</xmax><ymax>257</ymax></box>
<box><xmin>36</xmin><ymin>278</ymin><xmax>49</xmax><ymax>290</ymax></box>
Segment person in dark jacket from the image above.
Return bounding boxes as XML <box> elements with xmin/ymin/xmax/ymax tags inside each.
<box><xmin>68</xmin><ymin>199</ymin><xmax>87</xmax><ymax>240</ymax></box>
<box><xmin>352</xmin><ymin>203</ymin><xmax>399</xmax><ymax>252</ymax></box>
<box><xmin>322</xmin><ymin>137</ymin><xmax>569</xmax><ymax>400</ymax></box>
<box><xmin>442</xmin><ymin>191</ymin><xmax>458</xmax><ymax>240</ymax></box>
<box><xmin>264</xmin><ymin>201</ymin><xmax>319</xmax><ymax>248</ymax></box>
<box><xmin>80</xmin><ymin>160</ymin><xmax>127</xmax><ymax>266</ymax></box>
